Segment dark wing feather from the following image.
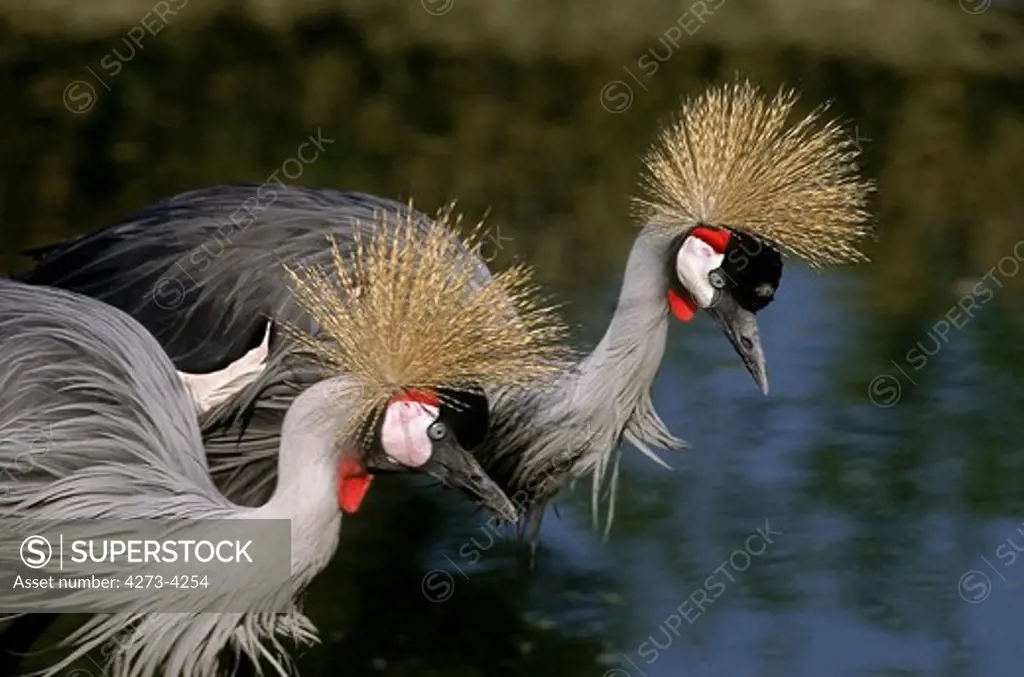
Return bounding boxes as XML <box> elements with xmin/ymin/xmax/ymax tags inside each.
<box><xmin>19</xmin><ymin>185</ymin><xmax>494</xmax><ymax>374</ymax></box>
<box><xmin>18</xmin><ymin>185</ymin><xmax>497</xmax><ymax>506</ymax></box>
<box><xmin>21</xmin><ymin>238</ymin><xmax>83</xmax><ymax>261</ymax></box>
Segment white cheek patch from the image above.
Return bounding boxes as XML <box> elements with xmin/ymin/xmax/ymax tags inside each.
<box><xmin>675</xmin><ymin>236</ymin><xmax>726</xmax><ymax>309</ymax></box>
<box><xmin>381</xmin><ymin>402</ymin><xmax>440</xmax><ymax>468</ymax></box>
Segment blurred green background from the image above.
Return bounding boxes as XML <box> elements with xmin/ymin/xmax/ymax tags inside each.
<box><xmin>1</xmin><ymin>1</ymin><xmax>1023</xmax><ymax>676</ymax></box>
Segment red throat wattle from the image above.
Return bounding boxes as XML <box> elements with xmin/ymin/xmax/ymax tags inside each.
<box><xmin>337</xmin><ymin>456</ymin><xmax>374</xmax><ymax>513</ymax></box>
<box><xmin>668</xmin><ymin>288</ymin><xmax>697</xmax><ymax>322</ymax></box>
<box><xmin>668</xmin><ymin>226</ymin><xmax>731</xmax><ymax>323</ymax></box>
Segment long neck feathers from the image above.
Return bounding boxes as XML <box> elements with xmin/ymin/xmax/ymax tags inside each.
<box><xmin>481</xmin><ymin>226</ymin><xmax>682</xmax><ymax>534</ymax></box>
<box><xmin>19</xmin><ymin>379</ymin><xmax>351</xmax><ymax>677</ymax></box>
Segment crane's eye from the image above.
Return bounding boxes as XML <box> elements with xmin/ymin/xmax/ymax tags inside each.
<box><xmin>427</xmin><ymin>421</ymin><xmax>447</xmax><ymax>441</ymax></box>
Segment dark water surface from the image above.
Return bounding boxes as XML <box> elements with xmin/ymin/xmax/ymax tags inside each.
<box><xmin>2</xmin><ymin>7</ymin><xmax>1023</xmax><ymax>677</ymax></box>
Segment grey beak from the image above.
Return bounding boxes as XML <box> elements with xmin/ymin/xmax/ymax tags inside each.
<box><xmin>705</xmin><ymin>291</ymin><xmax>770</xmax><ymax>395</ymax></box>
<box><xmin>428</xmin><ymin>439</ymin><xmax>519</xmax><ymax>523</ymax></box>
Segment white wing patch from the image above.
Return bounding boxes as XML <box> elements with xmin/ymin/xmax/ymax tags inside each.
<box><xmin>179</xmin><ymin>324</ymin><xmax>271</xmax><ymax>414</ymax></box>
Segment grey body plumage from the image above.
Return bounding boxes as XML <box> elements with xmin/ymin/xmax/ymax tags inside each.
<box><xmin>0</xmin><ymin>279</ymin><xmax>333</xmax><ymax>676</ymax></box>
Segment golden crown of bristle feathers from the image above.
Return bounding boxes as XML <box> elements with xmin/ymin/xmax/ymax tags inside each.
<box><xmin>281</xmin><ymin>205</ymin><xmax>573</xmax><ymax>444</ymax></box>
<box><xmin>633</xmin><ymin>79</ymin><xmax>875</xmax><ymax>268</ymax></box>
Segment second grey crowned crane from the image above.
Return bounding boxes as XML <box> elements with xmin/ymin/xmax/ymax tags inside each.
<box><xmin>0</xmin><ymin>219</ymin><xmax>569</xmax><ymax>676</ymax></box>
<box><xmin>483</xmin><ymin>79</ymin><xmax>875</xmax><ymax>525</ymax></box>
<box><xmin>18</xmin><ymin>80</ymin><xmax>874</xmax><ymax>534</ymax></box>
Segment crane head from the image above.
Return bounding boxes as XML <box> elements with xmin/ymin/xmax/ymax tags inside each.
<box><xmin>340</xmin><ymin>386</ymin><xmax>517</xmax><ymax>522</ymax></box>
<box><xmin>666</xmin><ymin>225</ymin><xmax>782</xmax><ymax>395</ymax></box>
<box><xmin>632</xmin><ymin>80</ymin><xmax>874</xmax><ymax>395</ymax></box>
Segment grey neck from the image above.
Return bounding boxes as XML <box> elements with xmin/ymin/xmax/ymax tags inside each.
<box><xmin>574</xmin><ymin>227</ymin><xmax>671</xmax><ymax>407</ymax></box>
<box><xmin>251</xmin><ymin>376</ymin><xmax>352</xmax><ymax>584</ymax></box>
<box><xmin>564</xmin><ymin>226</ymin><xmax>679</xmax><ymax>473</ymax></box>
<box><xmin>491</xmin><ymin>225</ymin><xmax>682</xmax><ymax>519</ymax></box>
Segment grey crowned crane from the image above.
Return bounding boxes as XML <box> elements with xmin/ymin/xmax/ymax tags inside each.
<box><xmin>0</xmin><ymin>219</ymin><xmax>569</xmax><ymax>676</ymax></box>
<box><xmin>16</xmin><ymin>79</ymin><xmax>873</xmax><ymax>526</ymax></box>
